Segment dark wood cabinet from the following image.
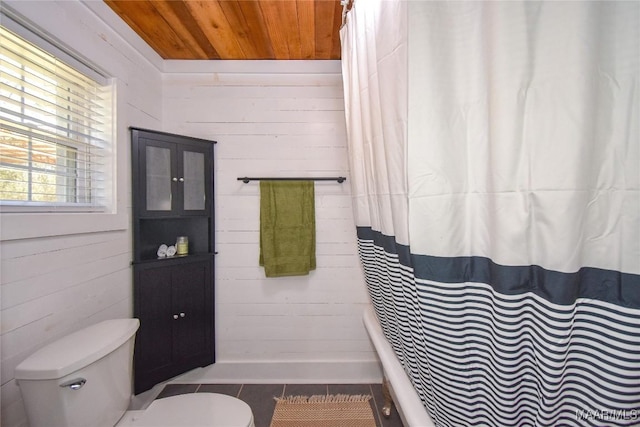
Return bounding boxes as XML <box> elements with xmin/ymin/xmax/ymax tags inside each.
<box><xmin>133</xmin><ymin>259</ymin><xmax>213</xmax><ymax>394</ymax></box>
<box><xmin>130</xmin><ymin>128</ymin><xmax>216</xmax><ymax>394</ymax></box>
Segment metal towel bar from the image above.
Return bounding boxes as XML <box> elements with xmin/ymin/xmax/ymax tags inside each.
<box><xmin>237</xmin><ymin>177</ymin><xmax>346</xmax><ymax>183</ymax></box>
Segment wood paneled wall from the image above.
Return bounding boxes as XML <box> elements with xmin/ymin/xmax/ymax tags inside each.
<box><xmin>0</xmin><ymin>2</ymin><xmax>162</xmax><ymax>426</ymax></box>
<box><xmin>162</xmin><ymin>61</ymin><xmax>378</xmax><ymax>381</ymax></box>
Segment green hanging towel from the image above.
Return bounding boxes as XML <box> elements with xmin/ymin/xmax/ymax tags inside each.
<box><xmin>259</xmin><ymin>180</ymin><xmax>316</xmax><ymax>277</ymax></box>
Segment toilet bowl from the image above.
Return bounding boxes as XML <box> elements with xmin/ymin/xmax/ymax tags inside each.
<box><xmin>15</xmin><ymin>318</ymin><xmax>254</xmax><ymax>427</ymax></box>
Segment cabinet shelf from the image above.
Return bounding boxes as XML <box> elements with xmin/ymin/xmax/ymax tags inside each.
<box><xmin>135</xmin><ymin>216</ymin><xmax>211</xmax><ymax>263</ymax></box>
<box><xmin>133</xmin><ymin>252</ymin><xmax>215</xmax><ymax>266</ymax></box>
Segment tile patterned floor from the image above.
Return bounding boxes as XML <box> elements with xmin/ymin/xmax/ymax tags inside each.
<box><xmin>157</xmin><ymin>383</ymin><xmax>405</xmax><ymax>427</ymax></box>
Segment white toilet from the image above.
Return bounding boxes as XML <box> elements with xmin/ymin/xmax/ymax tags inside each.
<box><xmin>15</xmin><ymin>318</ymin><xmax>254</xmax><ymax>427</ymax></box>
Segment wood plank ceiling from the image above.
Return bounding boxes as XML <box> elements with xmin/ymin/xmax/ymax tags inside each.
<box><xmin>104</xmin><ymin>0</ymin><xmax>344</xmax><ymax>60</ymax></box>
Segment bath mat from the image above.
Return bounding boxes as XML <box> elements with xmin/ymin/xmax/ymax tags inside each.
<box><xmin>270</xmin><ymin>394</ymin><xmax>376</xmax><ymax>427</ymax></box>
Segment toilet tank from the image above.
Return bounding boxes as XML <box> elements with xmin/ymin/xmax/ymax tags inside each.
<box><xmin>15</xmin><ymin>318</ymin><xmax>140</xmax><ymax>427</ymax></box>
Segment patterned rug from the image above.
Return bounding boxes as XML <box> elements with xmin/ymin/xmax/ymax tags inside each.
<box><xmin>270</xmin><ymin>394</ymin><xmax>377</xmax><ymax>427</ymax></box>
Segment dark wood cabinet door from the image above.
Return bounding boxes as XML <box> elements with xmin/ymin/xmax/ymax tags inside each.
<box><xmin>176</xmin><ymin>144</ymin><xmax>212</xmax><ymax>216</ymax></box>
<box><xmin>137</xmin><ymin>138</ymin><xmax>178</xmax><ymax>217</ymax></box>
<box><xmin>134</xmin><ymin>265</ymin><xmax>173</xmax><ymax>393</ymax></box>
<box><xmin>171</xmin><ymin>261</ymin><xmax>213</xmax><ymax>363</ymax></box>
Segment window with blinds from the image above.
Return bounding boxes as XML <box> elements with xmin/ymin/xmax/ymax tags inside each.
<box><xmin>0</xmin><ymin>25</ymin><xmax>112</xmax><ymax>210</ymax></box>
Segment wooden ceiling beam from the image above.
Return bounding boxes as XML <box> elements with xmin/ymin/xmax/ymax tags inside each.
<box><xmin>330</xmin><ymin>0</ymin><xmax>343</xmax><ymax>59</ymax></box>
<box><xmin>219</xmin><ymin>0</ymin><xmax>274</xmax><ymax>59</ymax></box>
<box><xmin>314</xmin><ymin>0</ymin><xmax>338</xmax><ymax>59</ymax></box>
<box><xmin>103</xmin><ymin>0</ymin><xmax>342</xmax><ymax>60</ymax></box>
<box><xmin>259</xmin><ymin>1</ymin><xmax>300</xmax><ymax>60</ymax></box>
<box><xmin>158</xmin><ymin>0</ymin><xmax>220</xmax><ymax>59</ymax></box>
<box><xmin>104</xmin><ymin>0</ymin><xmax>181</xmax><ymax>59</ymax></box>
<box><xmin>182</xmin><ymin>0</ymin><xmax>245</xmax><ymax>60</ymax></box>
<box><xmin>297</xmin><ymin>0</ymin><xmax>316</xmax><ymax>60</ymax></box>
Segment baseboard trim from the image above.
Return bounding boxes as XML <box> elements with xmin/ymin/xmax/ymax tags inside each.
<box><xmin>170</xmin><ymin>360</ymin><xmax>383</xmax><ymax>384</ymax></box>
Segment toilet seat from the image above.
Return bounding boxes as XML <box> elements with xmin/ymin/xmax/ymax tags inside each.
<box><xmin>117</xmin><ymin>393</ymin><xmax>254</xmax><ymax>427</ymax></box>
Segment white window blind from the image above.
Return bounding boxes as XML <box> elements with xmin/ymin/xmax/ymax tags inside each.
<box><xmin>0</xmin><ymin>23</ymin><xmax>112</xmax><ymax>210</ymax></box>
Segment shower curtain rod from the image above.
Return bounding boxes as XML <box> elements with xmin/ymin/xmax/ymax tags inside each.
<box><xmin>238</xmin><ymin>177</ymin><xmax>346</xmax><ymax>184</ymax></box>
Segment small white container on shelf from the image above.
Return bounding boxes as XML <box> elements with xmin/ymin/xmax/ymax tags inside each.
<box><xmin>176</xmin><ymin>236</ymin><xmax>189</xmax><ymax>255</ymax></box>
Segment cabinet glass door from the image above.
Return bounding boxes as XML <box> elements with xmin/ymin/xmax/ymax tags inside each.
<box><xmin>183</xmin><ymin>150</ymin><xmax>206</xmax><ymax>211</ymax></box>
<box><xmin>145</xmin><ymin>145</ymin><xmax>172</xmax><ymax>211</ymax></box>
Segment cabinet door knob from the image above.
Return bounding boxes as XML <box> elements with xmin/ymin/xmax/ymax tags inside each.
<box><xmin>180</xmin><ymin>312</ymin><xmax>186</xmax><ymax>318</ymax></box>
<box><xmin>179</xmin><ymin>177</ymin><xmax>185</xmax><ymax>182</ymax></box>
<box><xmin>173</xmin><ymin>314</ymin><xmax>179</xmax><ymax>319</ymax></box>
<box><xmin>172</xmin><ymin>177</ymin><xmax>178</xmax><ymax>182</ymax></box>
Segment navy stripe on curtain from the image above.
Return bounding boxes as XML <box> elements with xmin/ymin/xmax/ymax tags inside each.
<box><xmin>358</xmin><ymin>227</ymin><xmax>640</xmax><ymax>309</ymax></box>
<box><xmin>358</xmin><ymin>226</ymin><xmax>640</xmax><ymax>427</ymax></box>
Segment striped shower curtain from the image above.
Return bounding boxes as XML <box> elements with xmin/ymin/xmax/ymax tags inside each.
<box><xmin>341</xmin><ymin>2</ymin><xmax>639</xmax><ymax>426</ymax></box>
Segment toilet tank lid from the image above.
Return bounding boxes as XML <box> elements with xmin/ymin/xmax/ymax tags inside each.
<box><xmin>15</xmin><ymin>318</ymin><xmax>140</xmax><ymax>381</ymax></box>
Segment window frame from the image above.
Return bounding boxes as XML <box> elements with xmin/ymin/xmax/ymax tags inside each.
<box><xmin>0</xmin><ymin>6</ymin><xmax>126</xmax><ymax>241</ymax></box>
<box><xmin>0</xmin><ymin>9</ymin><xmax>114</xmax><ymax>213</ymax></box>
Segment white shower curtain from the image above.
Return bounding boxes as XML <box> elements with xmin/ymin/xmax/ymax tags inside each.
<box><xmin>341</xmin><ymin>1</ymin><xmax>639</xmax><ymax>426</ymax></box>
